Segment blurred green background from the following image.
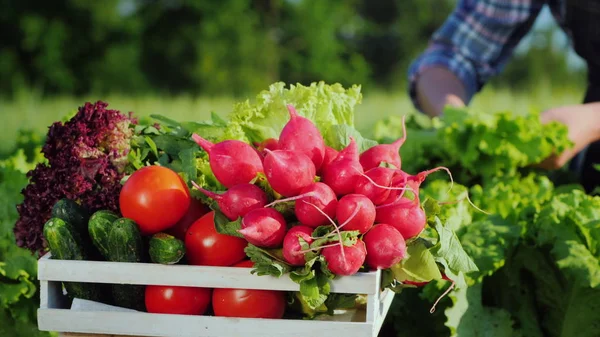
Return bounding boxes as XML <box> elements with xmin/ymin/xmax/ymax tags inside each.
<box><xmin>0</xmin><ymin>0</ymin><xmax>591</xmax><ymax>336</ymax></box>
<box><xmin>0</xmin><ymin>0</ymin><xmax>589</xmax><ymax>155</ymax></box>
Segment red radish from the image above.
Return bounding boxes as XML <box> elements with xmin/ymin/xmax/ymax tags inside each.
<box><xmin>321</xmin><ymin>137</ymin><xmax>363</xmax><ymax>196</ymax></box>
<box><xmin>295</xmin><ymin>183</ymin><xmax>338</xmax><ymax>227</ymax></box>
<box><xmin>263</xmin><ymin>149</ymin><xmax>316</xmax><ymax>197</ymax></box>
<box><xmin>319</xmin><ymin>146</ymin><xmax>339</xmax><ymax>174</ymax></box>
<box><xmin>282</xmin><ymin>225</ymin><xmax>314</xmax><ymax>266</ymax></box>
<box><xmin>321</xmin><ymin>240</ymin><xmax>367</xmax><ymax>276</ymax></box>
<box><xmin>266</xmin><ymin>182</ymin><xmax>337</xmax><ymax>228</ymax></box>
<box><xmin>192</xmin><ymin>134</ymin><xmax>263</xmax><ymax>188</ymax></box>
<box><xmin>363</xmin><ymin>224</ymin><xmax>406</xmax><ymax>269</ymax></box>
<box><xmin>192</xmin><ymin>182</ymin><xmax>268</xmax><ymax>221</ymax></box>
<box><xmin>254</xmin><ymin>138</ymin><xmax>279</xmax><ymax>157</ymax></box>
<box><xmin>354</xmin><ymin>167</ymin><xmax>397</xmax><ymax>205</ymax></box>
<box><xmin>238</xmin><ymin>208</ymin><xmax>287</xmax><ymax>248</ymax></box>
<box><xmin>375</xmin><ymin>193</ymin><xmax>426</xmax><ymax>239</ymax></box>
<box><xmin>359</xmin><ymin>115</ymin><xmax>407</xmax><ymax>171</ymax></box>
<box><xmin>336</xmin><ymin>194</ymin><xmax>376</xmax><ymax>234</ymax></box>
<box><xmin>278</xmin><ymin>104</ymin><xmax>325</xmax><ymax>170</ymax></box>
<box><xmin>380</xmin><ymin>170</ymin><xmax>410</xmax><ymax>205</ymax></box>
<box><xmin>378</xmin><ymin>166</ymin><xmax>453</xmax><ymax>207</ymax></box>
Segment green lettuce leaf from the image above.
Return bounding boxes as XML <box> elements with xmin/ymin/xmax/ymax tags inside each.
<box><xmin>323</xmin><ymin>124</ymin><xmax>378</xmax><ymax>152</ymax></box>
<box><xmin>220</xmin><ymin>81</ymin><xmax>362</xmax><ymax>144</ymax></box>
<box><xmin>445</xmin><ymin>283</ymin><xmax>519</xmax><ymax>337</ymax></box>
<box><xmin>459</xmin><ymin>216</ymin><xmax>521</xmax><ymax>283</ymax></box>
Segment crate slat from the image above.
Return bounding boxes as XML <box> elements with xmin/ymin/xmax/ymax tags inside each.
<box><xmin>38</xmin><ymin>309</ymin><xmax>375</xmax><ymax>337</ymax></box>
<box><xmin>38</xmin><ymin>253</ymin><xmax>379</xmax><ymax>294</ymax></box>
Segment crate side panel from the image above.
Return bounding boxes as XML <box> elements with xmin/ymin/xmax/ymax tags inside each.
<box><xmin>38</xmin><ymin>257</ymin><xmax>379</xmax><ymax>294</ymax></box>
<box><xmin>38</xmin><ymin>309</ymin><xmax>376</xmax><ymax>337</ymax></box>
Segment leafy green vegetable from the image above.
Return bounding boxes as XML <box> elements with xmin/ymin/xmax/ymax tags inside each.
<box><xmin>290</xmin><ymin>254</ymin><xmax>333</xmax><ymax>310</ymax></box>
<box><xmin>323</xmin><ymin>124</ymin><xmax>378</xmax><ymax>152</ymax></box>
<box><xmin>445</xmin><ymin>283</ymin><xmax>518</xmax><ymax>337</ymax></box>
<box><xmin>244</xmin><ymin>244</ymin><xmax>292</xmax><ymax>277</ymax></box>
<box><xmin>0</xmin><ymin>140</ymin><xmax>50</xmax><ymax>336</ymax></box>
<box><xmin>212</xmin><ymin>210</ymin><xmax>243</xmax><ymax>238</ymax></box>
<box><xmin>391</xmin><ymin>239</ymin><xmax>442</xmax><ymax>283</ymax></box>
<box><xmin>219</xmin><ymin>81</ymin><xmax>362</xmax><ymax>144</ymax></box>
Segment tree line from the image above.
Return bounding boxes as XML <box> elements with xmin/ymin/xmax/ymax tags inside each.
<box><xmin>0</xmin><ymin>0</ymin><xmax>585</xmax><ymax>98</ymax></box>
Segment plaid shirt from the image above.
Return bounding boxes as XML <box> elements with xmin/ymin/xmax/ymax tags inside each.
<box><xmin>407</xmin><ymin>0</ymin><xmax>568</xmax><ymax>110</ymax></box>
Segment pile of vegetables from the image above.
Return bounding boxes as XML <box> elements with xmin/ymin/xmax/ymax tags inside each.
<box><xmin>17</xmin><ymin>82</ymin><xmax>478</xmax><ymax>320</ymax></box>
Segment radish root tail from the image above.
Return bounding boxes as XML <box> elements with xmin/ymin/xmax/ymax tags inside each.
<box><xmin>303</xmin><ymin>201</ymin><xmax>347</xmax><ymax>262</ymax></box>
<box><xmin>430</xmin><ymin>280</ymin><xmax>456</xmax><ymax>314</ymax></box>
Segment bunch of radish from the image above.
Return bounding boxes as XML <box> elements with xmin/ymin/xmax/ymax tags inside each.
<box><xmin>191</xmin><ymin>104</ymin><xmax>451</xmax><ymax>277</ymax></box>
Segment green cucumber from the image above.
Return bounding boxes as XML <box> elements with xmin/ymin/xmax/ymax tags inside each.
<box><xmin>107</xmin><ymin>218</ymin><xmax>145</xmax><ymax>311</ymax></box>
<box><xmin>149</xmin><ymin>233</ymin><xmax>185</xmax><ymax>264</ymax></box>
<box><xmin>52</xmin><ymin>198</ymin><xmax>104</xmax><ymax>260</ymax></box>
<box><xmin>52</xmin><ymin>199</ymin><xmax>90</xmax><ymax>233</ymax></box>
<box><xmin>43</xmin><ymin>218</ymin><xmax>103</xmax><ymax>302</ymax></box>
<box><xmin>88</xmin><ymin>210</ymin><xmax>119</xmax><ymax>259</ymax></box>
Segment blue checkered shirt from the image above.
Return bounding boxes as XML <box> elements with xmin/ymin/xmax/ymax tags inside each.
<box><xmin>407</xmin><ymin>0</ymin><xmax>569</xmax><ymax>110</ymax></box>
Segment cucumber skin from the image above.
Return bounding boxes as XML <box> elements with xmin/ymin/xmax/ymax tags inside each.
<box><xmin>43</xmin><ymin>218</ymin><xmax>103</xmax><ymax>302</ymax></box>
<box><xmin>88</xmin><ymin>210</ymin><xmax>119</xmax><ymax>259</ymax></box>
<box><xmin>149</xmin><ymin>233</ymin><xmax>186</xmax><ymax>265</ymax></box>
<box><xmin>52</xmin><ymin>199</ymin><xmax>90</xmax><ymax>234</ymax></box>
<box><xmin>52</xmin><ymin>198</ymin><xmax>103</xmax><ymax>260</ymax></box>
<box><xmin>107</xmin><ymin>218</ymin><xmax>146</xmax><ymax>311</ymax></box>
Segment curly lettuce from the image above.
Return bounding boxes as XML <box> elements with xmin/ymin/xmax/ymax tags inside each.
<box><xmin>220</xmin><ymin>81</ymin><xmax>366</xmax><ymax>146</ymax></box>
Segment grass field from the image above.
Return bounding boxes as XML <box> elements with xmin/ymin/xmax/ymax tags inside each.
<box><xmin>0</xmin><ymin>83</ymin><xmax>584</xmax><ymax>155</ymax></box>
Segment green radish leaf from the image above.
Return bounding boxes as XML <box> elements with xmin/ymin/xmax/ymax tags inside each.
<box><xmin>323</xmin><ymin>293</ymin><xmax>358</xmax><ymax>315</ymax></box>
<box><xmin>152</xmin><ymin>135</ymin><xmax>197</xmax><ymax>156</ymax></box>
<box><xmin>150</xmin><ymin>114</ymin><xmax>182</xmax><ymax>128</ymax></box>
<box><xmin>310</xmin><ymin>230</ymin><xmax>360</xmax><ymax>250</ymax></box>
<box><xmin>213</xmin><ymin>210</ymin><xmax>244</xmax><ymax>238</ymax></box>
<box><xmin>157</xmin><ymin>153</ymin><xmax>170</xmax><ymax>167</ymax></box>
<box><xmin>391</xmin><ymin>239</ymin><xmax>442</xmax><ymax>283</ymax></box>
<box><xmin>178</xmin><ymin>148</ymin><xmax>197</xmax><ymax>184</ymax></box>
<box><xmin>381</xmin><ymin>268</ymin><xmax>404</xmax><ymax>293</ymax></box>
<box><xmin>290</xmin><ymin>255</ymin><xmax>333</xmax><ymax>310</ymax></box>
<box><xmin>244</xmin><ymin>244</ymin><xmax>292</xmax><ymax>277</ymax></box>
<box><xmin>144</xmin><ymin>136</ymin><xmax>159</xmax><ymax>158</ymax></box>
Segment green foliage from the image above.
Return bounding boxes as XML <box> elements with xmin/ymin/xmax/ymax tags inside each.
<box><xmin>0</xmin><ymin>0</ymin><xmax>583</xmax><ymax>97</ymax></box>
<box><xmin>375</xmin><ymin>106</ymin><xmax>600</xmax><ymax>337</ymax></box>
<box><xmin>0</xmin><ymin>132</ymin><xmax>51</xmax><ymax>336</ymax></box>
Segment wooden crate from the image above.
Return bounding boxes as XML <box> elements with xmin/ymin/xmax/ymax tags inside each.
<box><xmin>37</xmin><ymin>253</ymin><xmax>395</xmax><ymax>337</ymax></box>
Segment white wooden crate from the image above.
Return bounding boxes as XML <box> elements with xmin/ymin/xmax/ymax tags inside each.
<box><xmin>37</xmin><ymin>253</ymin><xmax>395</xmax><ymax>337</ymax></box>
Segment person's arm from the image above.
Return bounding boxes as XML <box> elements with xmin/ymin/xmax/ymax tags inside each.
<box><xmin>407</xmin><ymin>0</ymin><xmax>546</xmax><ymax>115</ymax></box>
<box><xmin>415</xmin><ymin>66</ymin><xmax>467</xmax><ymax>117</ymax></box>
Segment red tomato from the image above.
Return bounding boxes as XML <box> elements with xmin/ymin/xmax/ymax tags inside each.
<box><xmin>185</xmin><ymin>211</ymin><xmax>248</xmax><ymax>266</ymax></box>
<box><xmin>166</xmin><ymin>198</ymin><xmax>210</xmax><ymax>241</ymax></box>
<box><xmin>120</xmin><ymin>166</ymin><xmax>191</xmax><ymax>235</ymax></box>
<box><xmin>212</xmin><ymin>260</ymin><xmax>287</xmax><ymax>319</ymax></box>
<box><xmin>145</xmin><ymin>285</ymin><xmax>211</xmax><ymax>315</ymax></box>
<box><xmin>233</xmin><ymin>260</ymin><xmax>254</xmax><ymax>268</ymax></box>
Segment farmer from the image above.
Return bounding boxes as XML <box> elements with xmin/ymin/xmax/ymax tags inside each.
<box><xmin>408</xmin><ymin>0</ymin><xmax>600</xmax><ymax>193</ymax></box>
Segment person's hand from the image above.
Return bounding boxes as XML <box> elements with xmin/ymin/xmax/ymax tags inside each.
<box><xmin>538</xmin><ymin>103</ymin><xmax>600</xmax><ymax>170</ymax></box>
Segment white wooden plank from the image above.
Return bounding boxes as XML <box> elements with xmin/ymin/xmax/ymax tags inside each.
<box><xmin>39</xmin><ymin>280</ymin><xmax>48</xmax><ymax>309</ymax></box>
<box><xmin>38</xmin><ymin>254</ymin><xmax>379</xmax><ymax>294</ymax></box>
<box><xmin>38</xmin><ymin>309</ymin><xmax>376</xmax><ymax>337</ymax></box>
<box><xmin>373</xmin><ymin>290</ymin><xmax>395</xmax><ymax>334</ymax></box>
